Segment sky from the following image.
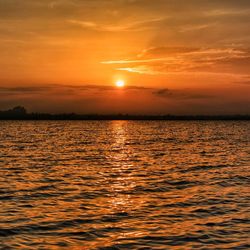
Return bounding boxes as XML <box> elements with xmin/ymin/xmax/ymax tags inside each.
<box><xmin>0</xmin><ymin>0</ymin><xmax>250</xmax><ymax>114</ymax></box>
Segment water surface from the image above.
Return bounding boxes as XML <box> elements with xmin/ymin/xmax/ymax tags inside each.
<box><xmin>0</xmin><ymin>121</ymin><xmax>249</xmax><ymax>249</ymax></box>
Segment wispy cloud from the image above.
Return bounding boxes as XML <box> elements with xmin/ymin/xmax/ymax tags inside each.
<box><xmin>180</xmin><ymin>23</ymin><xmax>215</xmax><ymax>32</ymax></box>
<box><xmin>68</xmin><ymin>17</ymin><xmax>166</xmax><ymax>32</ymax></box>
<box><xmin>205</xmin><ymin>8</ymin><xmax>250</xmax><ymax>17</ymax></box>
<box><xmin>116</xmin><ymin>66</ymin><xmax>161</xmax><ymax>75</ymax></box>
<box><xmin>102</xmin><ymin>58</ymin><xmax>173</xmax><ymax>64</ymax></box>
<box><xmin>102</xmin><ymin>47</ymin><xmax>250</xmax><ymax>75</ymax></box>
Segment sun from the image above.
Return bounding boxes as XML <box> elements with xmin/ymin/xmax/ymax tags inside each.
<box><xmin>115</xmin><ymin>80</ymin><xmax>125</xmax><ymax>88</ymax></box>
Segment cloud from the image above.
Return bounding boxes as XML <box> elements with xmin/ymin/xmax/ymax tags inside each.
<box><xmin>103</xmin><ymin>47</ymin><xmax>250</xmax><ymax>75</ymax></box>
<box><xmin>233</xmin><ymin>75</ymin><xmax>250</xmax><ymax>85</ymax></box>
<box><xmin>153</xmin><ymin>88</ymin><xmax>214</xmax><ymax>100</ymax></box>
<box><xmin>116</xmin><ymin>66</ymin><xmax>160</xmax><ymax>75</ymax></box>
<box><xmin>0</xmin><ymin>84</ymin><xmax>151</xmax><ymax>96</ymax></box>
<box><xmin>0</xmin><ymin>83</ymin><xmax>214</xmax><ymax>101</ymax></box>
<box><xmin>68</xmin><ymin>17</ymin><xmax>166</xmax><ymax>32</ymax></box>
<box><xmin>0</xmin><ymin>86</ymin><xmax>50</xmax><ymax>92</ymax></box>
<box><xmin>0</xmin><ymin>83</ymin><xmax>154</xmax><ymax>113</ymax></box>
<box><xmin>138</xmin><ymin>46</ymin><xmax>201</xmax><ymax>57</ymax></box>
<box><xmin>0</xmin><ymin>83</ymin><xmax>249</xmax><ymax>115</ymax></box>
<box><xmin>235</xmin><ymin>80</ymin><xmax>250</xmax><ymax>85</ymax></box>
<box><xmin>1</xmin><ymin>0</ymin><xmax>250</xmax><ymax>45</ymax></box>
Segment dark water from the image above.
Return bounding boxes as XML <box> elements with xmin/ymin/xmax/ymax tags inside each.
<box><xmin>0</xmin><ymin>121</ymin><xmax>249</xmax><ymax>250</ymax></box>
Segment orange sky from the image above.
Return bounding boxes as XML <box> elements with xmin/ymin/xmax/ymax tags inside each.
<box><xmin>0</xmin><ymin>0</ymin><xmax>249</xmax><ymax>114</ymax></box>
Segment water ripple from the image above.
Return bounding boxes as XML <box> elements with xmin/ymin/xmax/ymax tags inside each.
<box><xmin>0</xmin><ymin>120</ymin><xmax>249</xmax><ymax>249</ymax></box>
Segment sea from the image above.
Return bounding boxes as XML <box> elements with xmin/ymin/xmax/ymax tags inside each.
<box><xmin>0</xmin><ymin>121</ymin><xmax>249</xmax><ymax>249</ymax></box>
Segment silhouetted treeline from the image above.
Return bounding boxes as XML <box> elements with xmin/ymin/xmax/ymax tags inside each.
<box><xmin>0</xmin><ymin>106</ymin><xmax>249</xmax><ymax>120</ymax></box>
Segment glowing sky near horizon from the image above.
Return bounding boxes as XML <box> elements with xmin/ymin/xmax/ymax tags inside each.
<box><xmin>0</xmin><ymin>0</ymin><xmax>249</xmax><ymax>114</ymax></box>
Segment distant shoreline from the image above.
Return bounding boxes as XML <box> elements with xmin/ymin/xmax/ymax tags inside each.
<box><xmin>0</xmin><ymin>107</ymin><xmax>249</xmax><ymax>121</ymax></box>
<box><xmin>1</xmin><ymin>115</ymin><xmax>250</xmax><ymax>121</ymax></box>
<box><xmin>1</xmin><ymin>119</ymin><xmax>249</xmax><ymax>121</ymax></box>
